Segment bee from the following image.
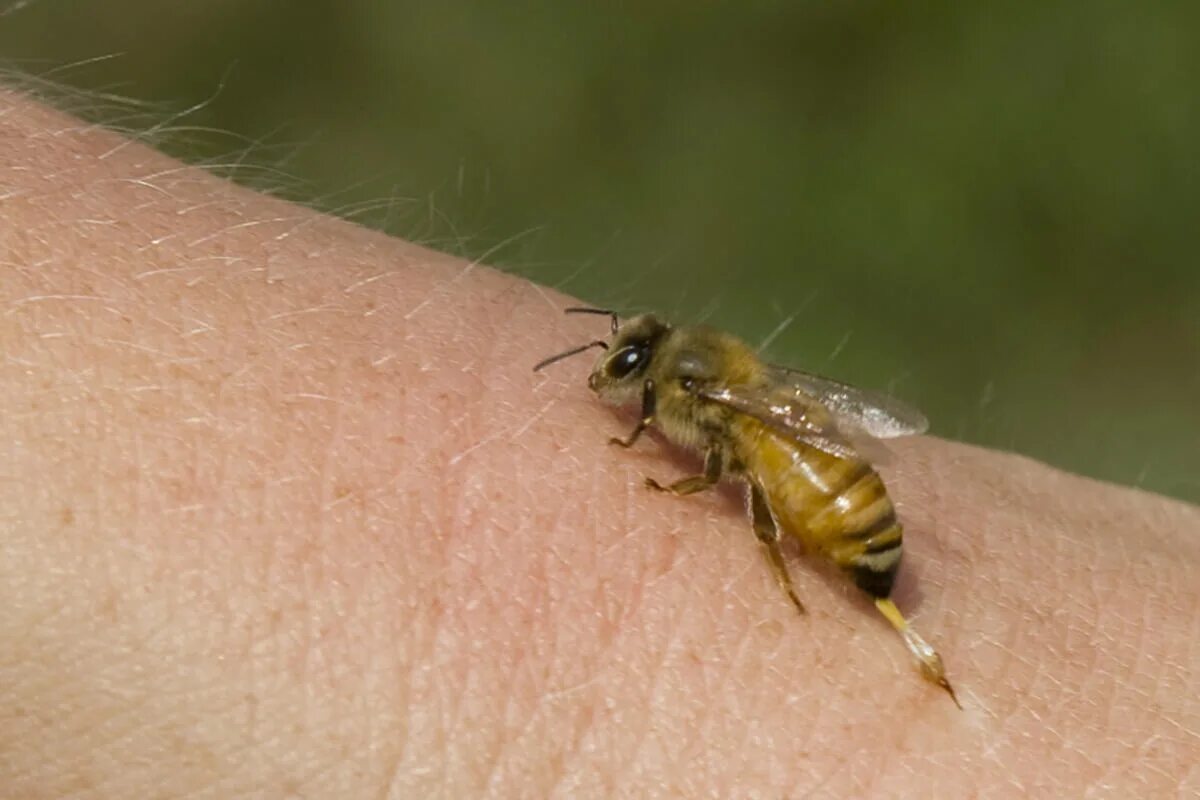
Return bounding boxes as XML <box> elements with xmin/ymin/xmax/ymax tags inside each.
<box><xmin>535</xmin><ymin>307</ymin><xmax>960</xmax><ymax>708</ymax></box>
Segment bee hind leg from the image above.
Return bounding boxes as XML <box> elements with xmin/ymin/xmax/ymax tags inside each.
<box><xmin>750</xmin><ymin>484</ymin><xmax>806</xmax><ymax>615</ymax></box>
<box><xmin>645</xmin><ymin>447</ymin><xmax>722</xmax><ymax>495</ymax></box>
<box><xmin>874</xmin><ymin>598</ymin><xmax>962</xmax><ymax>709</ymax></box>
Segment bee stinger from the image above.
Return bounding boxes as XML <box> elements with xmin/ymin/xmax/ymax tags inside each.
<box><xmin>535</xmin><ymin>306</ymin><xmax>961</xmax><ymax>709</ymax></box>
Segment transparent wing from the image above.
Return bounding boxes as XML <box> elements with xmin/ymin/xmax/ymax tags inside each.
<box><xmin>764</xmin><ymin>364</ymin><xmax>929</xmax><ymax>439</ymax></box>
<box><xmin>698</xmin><ymin>383</ymin><xmax>860</xmax><ymax>461</ymax></box>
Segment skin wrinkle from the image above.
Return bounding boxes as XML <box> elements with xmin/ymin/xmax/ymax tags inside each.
<box><xmin>518</xmin><ymin>463</ymin><xmax>632</xmax><ymax>793</ymax></box>
<box><xmin>543</xmin><ymin>474</ymin><xmax>641</xmax><ymax>797</ymax></box>
<box><xmin>380</xmin><ymin>446</ymin><xmax>442</xmax><ymax>797</ymax></box>
<box><xmin>609</xmin><ymin>621</ymin><xmax>668</xmax><ymax>798</ymax></box>
<box><xmin>614</xmin><ymin>470</ymin><xmax>691</xmax><ymax>786</ymax></box>
<box><xmin>492</xmin><ymin>485</ymin><xmax>587</xmax><ymax>792</ymax></box>
<box><xmin>403</xmin><ymin>297</ymin><xmax>562</xmax><ymax>793</ymax></box>
<box><xmin>710</xmin><ymin>556</ymin><xmax>787</xmax><ymax>786</ymax></box>
<box><xmin>427</xmin><ymin>334</ymin><xmax>519</xmax><ymax>793</ymax></box>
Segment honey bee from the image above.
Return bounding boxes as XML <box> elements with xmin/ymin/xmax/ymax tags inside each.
<box><xmin>535</xmin><ymin>307</ymin><xmax>960</xmax><ymax>708</ymax></box>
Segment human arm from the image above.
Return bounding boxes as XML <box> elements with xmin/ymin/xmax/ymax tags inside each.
<box><xmin>1</xmin><ymin>89</ymin><xmax>1196</xmax><ymax>797</ymax></box>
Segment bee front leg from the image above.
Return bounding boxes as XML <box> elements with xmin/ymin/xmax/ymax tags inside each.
<box><xmin>750</xmin><ymin>483</ymin><xmax>806</xmax><ymax>615</ymax></box>
<box><xmin>609</xmin><ymin>379</ymin><xmax>656</xmax><ymax>448</ymax></box>
<box><xmin>645</xmin><ymin>446</ymin><xmax>722</xmax><ymax>495</ymax></box>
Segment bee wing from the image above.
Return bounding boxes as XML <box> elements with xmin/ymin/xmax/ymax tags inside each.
<box><xmin>698</xmin><ymin>383</ymin><xmax>860</xmax><ymax>461</ymax></box>
<box><xmin>763</xmin><ymin>364</ymin><xmax>929</xmax><ymax>439</ymax></box>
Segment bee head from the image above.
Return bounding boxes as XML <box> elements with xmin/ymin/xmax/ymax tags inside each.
<box><xmin>586</xmin><ymin>313</ymin><xmax>670</xmax><ymax>401</ymax></box>
<box><xmin>532</xmin><ymin>308</ymin><xmax>670</xmax><ymax>403</ymax></box>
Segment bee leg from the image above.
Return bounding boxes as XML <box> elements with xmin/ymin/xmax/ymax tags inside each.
<box><xmin>874</xmin><ymin>598</ymin><xmax>962</xmax><ymax>710</ymax></box>
<box><xmin>750</xmin><ymin>484</ymin><xmax>806</xmax><ymax>615</ymax></box>
<box><xmin>609</xmin><ymin>379</ymin><xmax>656</xmax><ymax>448</ymax></box>
<box><xmin>645</xmin><ymin>447</ymin><xmax>722</xmax><ymax>495</ymax></box>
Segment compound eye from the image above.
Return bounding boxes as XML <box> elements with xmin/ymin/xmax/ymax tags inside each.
<box><xmin>609</xmin><ymin>345</ymin><xmax>647</xmax><ymax>379</ymax></box>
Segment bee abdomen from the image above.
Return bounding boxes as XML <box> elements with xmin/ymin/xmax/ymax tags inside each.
<box><xmin>817</xmin><ymin>469</ymin><xmax>903</xmax><ymax>599</ymax></box>
<box><xmin>846</xmin><ymin>510</ymin><xmax>903</xmax><ymax>598</ymax></box>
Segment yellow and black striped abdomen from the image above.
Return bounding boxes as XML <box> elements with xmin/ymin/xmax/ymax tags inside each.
<box><xmin>739</xmin><ymin>422</ymin><xmax>903</xmax><ymax>599</ymax></box>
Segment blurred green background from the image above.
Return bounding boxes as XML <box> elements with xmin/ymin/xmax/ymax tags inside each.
<box><xmin>3</xmin><ymin>2</ymin><xmax>1197</xmax><ymax>503</ymax></box>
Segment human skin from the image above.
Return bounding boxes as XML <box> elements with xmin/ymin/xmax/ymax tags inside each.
<box><xmin>0</xmin><ymin>89</ymin><xmax>1196</xmax><ymax>798</ymax></box>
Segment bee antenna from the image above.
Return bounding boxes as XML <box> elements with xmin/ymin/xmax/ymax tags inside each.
<box><xmin>532</xmin><ymin>340</ymin><xmax>608</xmax><ymax>372</ymax></box>
<box><xmin>563</xmin><ymin>306</ymin><xmax>619</xmax><ymax>334</ymax></box>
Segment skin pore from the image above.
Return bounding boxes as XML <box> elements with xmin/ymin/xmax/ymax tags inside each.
<box><xmin>0</xmin><ymin>89</ymin><xmax>1197</xmax><ymax>797</ymax></box>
